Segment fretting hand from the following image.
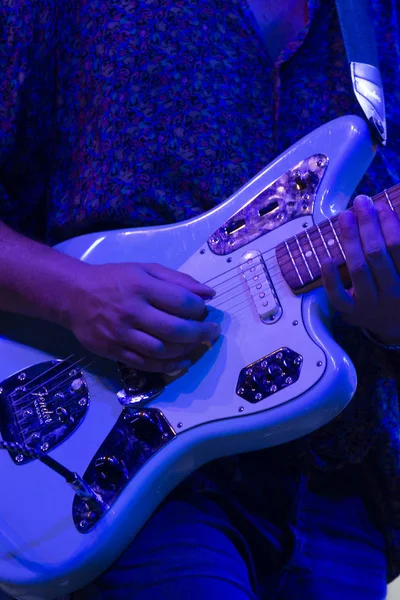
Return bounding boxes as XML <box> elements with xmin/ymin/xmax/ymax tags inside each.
<box><xmin>321</xmin><ymin>194</ymin><xmax>400</xmax><ymax>345</ymax></box>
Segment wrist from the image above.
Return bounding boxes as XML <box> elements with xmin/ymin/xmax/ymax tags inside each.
<box><xmin>50</xmin><ymin>257</ymin><xmax>92</xmax><ymax>329</ymax></box>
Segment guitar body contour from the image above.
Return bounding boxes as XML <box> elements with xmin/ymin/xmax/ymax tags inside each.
<box><xmin>0</xmin><ymin>115</ymin><xmax>375</xmax><ymax>599</ymax></box>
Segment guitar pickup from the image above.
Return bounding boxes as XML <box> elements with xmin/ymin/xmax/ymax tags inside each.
<box><xmin>240</xmin><ymin>250</ymin><xmax>282</xmax><ymax>323</ymax></box>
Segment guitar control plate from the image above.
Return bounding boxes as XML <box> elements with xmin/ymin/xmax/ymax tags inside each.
<box><xmin>73</xmin><ymin>408</ymin><xmax>175</xmax><ymax>533</ymax></box>
<box><xmin>208</xmin><ymin>154</ymin><xmax>328</xmax><ymax>255</ymax></box>
<box><xmin>236</xmin><ymin>348</ymin><xmax>302</xmax><ymax>403</ymax></box>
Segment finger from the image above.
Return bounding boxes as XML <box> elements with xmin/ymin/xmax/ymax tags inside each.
<box><xmin>353</xmin><ymin>195</ymin><xmax>399</xmax><ymax>292</ymax></box>
<box><xmin>145</xmin><ymin>263</ymin><xmax>216</xmax><ymax>299</ymax></box>
<box><xmin>135</xmin><ymin>305</ymin><xmax>221</xmax><ymax>345</ymax></box>
<box><xmin>121</xmin><ymin>328</ymin><xmax>198</xmax><ymax>360</ymax></box>
<box><xmin>338</xmin><ymin>207</ymin><xmax>377</xmax><ymax>305</ymax></box>
<box><xmin>116</xmin><ymin>347</ymin><xmax>192</xmax><ymax>374</ymax></box>
<box><xmin>375</xmin><ymin>193</ymin><xmax>400</xmax><ymax>279</ymax></box>
<box><xmin>144</xmin><ymin>276</ymin><xmax>208</xmax><ymax>320</ymax></box>
<box><xmin>321</xmin><ymin>259</ymin><xmax>355</xmax><ymax>315</ymax></box>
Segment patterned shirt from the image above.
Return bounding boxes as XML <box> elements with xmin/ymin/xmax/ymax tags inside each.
<box><xmin>1</xmin><ymin>0</ymin><xmax>400</xmax><ymax>582</ymax></box>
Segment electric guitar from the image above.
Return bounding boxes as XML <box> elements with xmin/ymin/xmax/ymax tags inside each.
<box><xmin>0</xmin><ymin>115</ymin><xmax>395</xmax><ymax>599</ymax></box>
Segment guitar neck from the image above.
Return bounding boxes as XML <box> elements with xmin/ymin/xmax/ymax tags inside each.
<box><xmin>276</xmin><ymin>183</ymin><xmax>400</xmax><ymax>293</ymax></box>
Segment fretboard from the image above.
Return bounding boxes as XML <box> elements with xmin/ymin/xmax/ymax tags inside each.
<box><xmin>276</xmin><ymin>183</ymin><xmax>400</xmax><ymax>292</ymax></box>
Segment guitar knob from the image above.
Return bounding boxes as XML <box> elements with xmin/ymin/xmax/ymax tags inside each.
<box><xmin>267</xmin><ymin>364</ymin><xmax>283</xmax><ymax>379</ymax></box>
<box><xmin>126</xmin><ymin>411</ymin><xmax>163</xmax><ymax>445</ymax></box>
<box><xmin>94</xmin><ymin>455</ymin><xmax>128</xmax><ymax>491</ymax></box>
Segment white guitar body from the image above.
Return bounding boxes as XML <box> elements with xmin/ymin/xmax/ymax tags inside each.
<box><xmin>0</xmin><ymin>116</ymin><xmax>375</xmax><ymax>599</ymax></box>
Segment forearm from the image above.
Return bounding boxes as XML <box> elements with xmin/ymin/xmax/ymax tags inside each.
<box><xmin>0</xmin><ymin>221</ymin><xmax>87</xmax><ymax>326</ymax></box>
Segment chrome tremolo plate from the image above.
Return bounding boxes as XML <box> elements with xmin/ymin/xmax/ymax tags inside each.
<box><xmin>0</xmin><ymin>360</ymin><xmax>89</xmax><ymax>464</ymax></box>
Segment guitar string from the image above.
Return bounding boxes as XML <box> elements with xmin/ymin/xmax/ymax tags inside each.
<box><xmin>11</xmin><ymin>283</ymin><xmax>265</xmax><ymax>419</ymax></box>
<box><xmin>8</xmin><ymin>285</ymin><xmax>272</xmax><ymax>413</ymax></box>
<box><xmin>10</xmin><ymin>356</ymin><xmax>90</xmax><ymax>408</ymax></box>
<box><xmin>206</xmin><ymin>182</ymin><xmax>400</xmax><ymax>285</ymax></box>
<box><xmin>200</xmin><ymin>188</ymin><xmax>400</xmax><ymax>316</ymax></box>
<box><xmin>14</xmin><ymin>361</ymin><xmax>94</xmax><ymax>439</ymax></box>
<box><xmin>12</xmin><ymin>193</ymin><xmax>400</xmax><ymax>408</ymax></box>
<box><xmin>211</xmin><ymin>217</ymin><xmax>355</xmax><ymax>296</ymax></box>
<box><xmin>209</xmin><ymin>276</ymin><xmax>286</xmax><ymax>311</ymax></box>
<box><xmin>213</xmin><ymin>241</ymin><xmax>339</xmax><ymax>297</ymax></box>
<box><xmin>17</xmin><ymin>363</ymin><xmax>94</xmax><ymax>438</ymax></box>
<box><xmin>11</xmin><ymin>278</ymin><xmax>293</xmax><ymax>423</ymax></box>
<box><xmin>7</xmin><ymin>187</ymin><xmax>400</xmax><ymax>415</ymax></box>
<box><xmin>208</xmin><ymin>272</ymin><xmax>301</xmax><ymax>313</ymax></box>
<box><xmin>7</xmin><ymin>267</ymin><xmax>283</xmax><ymax>412</ymax></box>
<box><xmin>215</xmin><ymin>187</ymin><xmax>400</xmax><ymax>287</ymax></box>
<box><xmin>203</xmin><ymin>189</ymin><xmax>400</xmax><ymax>298</ymax></box>
<box><xmin>12</xmin><ymin>378</ymin><xmax>93</xmax><ymax>441</ymax></box>
<box><xmin>10</xmin><ymin>279</ymin><xmax>293</xmax><ymax>436</ymax></box>
<box><xmin>10</xmin><ymin>357</ymin><xmax>90</xmax><ymax>418</ymax></box>
<box><xmin>208</xmin><ymin>224</ymin><xmax>341</xmax><ymax>289</ymax></box>
<box><xmin>7</xmin><ymin>267</ymin><xmax>304</xmax><ymax>428</ymax></box>
<box><xmin>206</xmin><ymin>245</ymin><xmax>318</xmax><ymax>309</ymax></box>
<box><xmin>8</xmin><ymin>354</ymin><xmax>77</xmax><ymax>401</ymax></box>
<box><xmin>206</xmin><ymin>187</ymin><xmax>400</xmax><ymax>312</ymax></box>
<box><xmin>15</xmin><ymin>360</ymin><xmax>94</xmax><ymax>415</ymax></box>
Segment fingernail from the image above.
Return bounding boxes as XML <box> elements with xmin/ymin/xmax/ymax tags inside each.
<box><xmin>354</xmin><ymin>195</ymin><xmax>373</xmax><ymax>210</ymax></box>
<box><xmin>165</xmin><ymin>360</ymin><xmax>191</xmax><ymax>375</ymax></box>
<box><xmin>203</xmin><ymin>286</ymin><xmax>216</xmax><ymax>298</ymax></box>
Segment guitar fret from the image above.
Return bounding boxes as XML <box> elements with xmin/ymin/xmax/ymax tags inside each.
<box><xmin>384</xmin><ymin>189</ymin><xmax>395</xmax><ymax>212</ymax></box>
<box><xmin>316</xmin><ymin>224</ymin><xmax>332</xmax><ymax>258</ymax></box>
<box><xmin>328</xmin><ymin>218</ymin><xmax>346</xmax><ymax>261</ymax></box>
<box><xmin>284</xmin><ymin>241</ymin><xmax>304</xmax><ymax>286</ymax></box>
<box><xmin>305</xmin><ymin>229</ymin><xmax>321</xmax><ymax>269</ymax></box>
<box><xmin>297</xmin><ymin>228</ymin><xmax>323</xmax><ymax>280</ymax></box>
<box><xmin>276</xmin><ymin>182</ymin><xmax>400</xmax><ymax>293</ymax></box>
<box><xmin>295</xmin><ymin>235</ymin><xmax>313</xmax><ymax>280</ymax></box>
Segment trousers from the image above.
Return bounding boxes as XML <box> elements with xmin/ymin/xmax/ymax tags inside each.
<box><xmin>74</xmin><ymin>454</ymin><xmax>387</xmax><ymax>600</ymax></box>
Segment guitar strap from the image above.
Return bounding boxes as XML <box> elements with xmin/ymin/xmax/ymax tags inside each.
<box><xmin>334</xmin><ymin>0</ymin><xmax>387</xmax><ymax>145</ymax></box>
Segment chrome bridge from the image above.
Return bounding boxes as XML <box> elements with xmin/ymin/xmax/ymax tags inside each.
<box><xmin>240</xmin><ymin>249</ymin><xmax>282</xmax><ymax>323</ymax></box>
<box><xmin>0</xmin><ymin>360</ymin><xmax>89</xmax><ymax>464</ymax></box>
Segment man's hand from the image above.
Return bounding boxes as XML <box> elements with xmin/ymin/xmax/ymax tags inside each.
<box><xmin>321</xmin><ymin>194</ymin><xmax>400</xmax><ymax>345</ymax></box>
<box><xmin>64</xmin><ymin>262</ymin><xmax>220</xmax><ymax>373</ymax></box>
